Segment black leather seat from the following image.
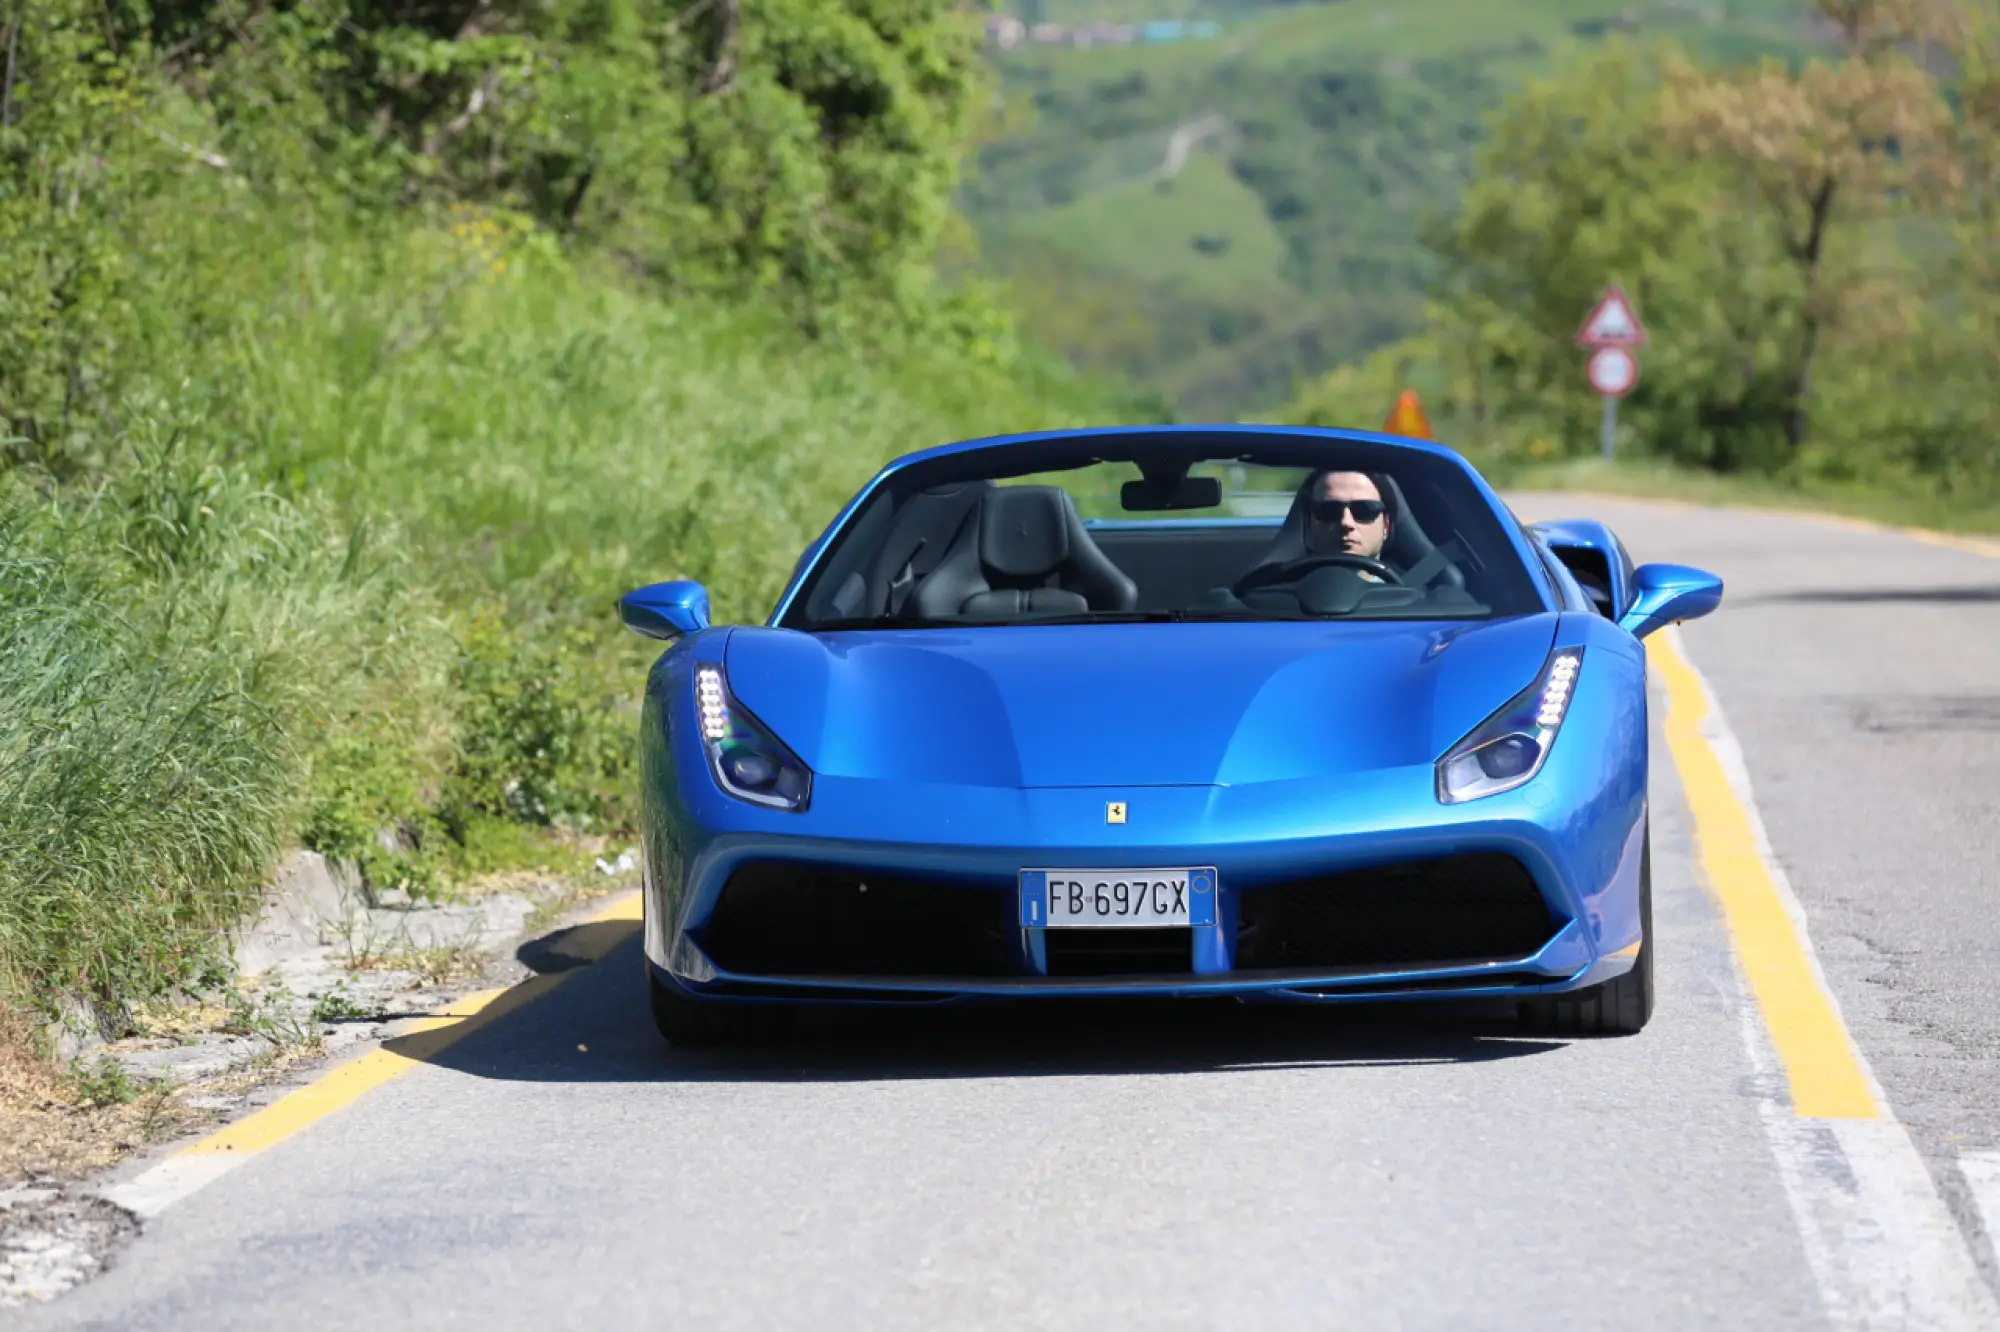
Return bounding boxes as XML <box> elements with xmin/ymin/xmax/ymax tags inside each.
<box><xmin>911</xmin><ymin>486</ymin><xmax>1138</xmax><ymax>618</ymax></box>
<box><xmin>1238</xmin><ymin>472</ymin><xmax>1466</xmax><ymax>590</ymax></box>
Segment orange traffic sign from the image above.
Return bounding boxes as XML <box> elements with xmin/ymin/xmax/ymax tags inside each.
<box><xmin>1576</xmin><ymin>286</ymin><xmax>1647</xmax><ymax>348</ymax></box>
<box><xmin>1382</xmin><ymin>388</ymin><xmax>1432</xmax><ymax>438</ymax></box>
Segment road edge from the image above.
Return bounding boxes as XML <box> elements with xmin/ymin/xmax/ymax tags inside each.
<box><xmin>98</xmin><ymin>892</ymin><xmax>643</xmax><ymax>1219</ymax></box>
<box><xmin>1652</xmin><ymin>626</ymin><xmax>1999</xmax><ymax>1329</ymax></box>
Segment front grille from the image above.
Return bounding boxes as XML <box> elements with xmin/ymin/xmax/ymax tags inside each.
<box><xmin>1234</xmin><ymin>853</ymin><xmax>1557</xmax><ymax>971</ymax></box>
<box><xmin>1044</xmin><ymin>927</ymin><xmax>1193</xmax><ymax>977</ymax></box>
<box><xmin>700</xmin><ymin>864</ymin><xmax>1015</xmax><ymax>978</ymax></box>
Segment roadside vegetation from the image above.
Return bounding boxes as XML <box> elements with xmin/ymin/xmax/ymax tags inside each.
<box><xmin>0</xmin><ymin>0</ymin><xmax>1145</xmax><ymax>1061</ymax></box>
<box><xmin>1279</xmin><ymin>0</ymin><xmax>2000</xmax><ymax>525</ymax></box>
<box><xmin>8</xmin><ymin>0</ymin><xmax>1995</xmax><ymax>1093</ymax></box>
<box><xmin>962</xmin><ymin>0</ymin><xmax>1816</xmax><ymax>415</ymax></box>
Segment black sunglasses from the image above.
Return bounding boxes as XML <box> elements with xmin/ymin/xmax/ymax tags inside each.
<box><xmin>1309</xmin><ymin>498</ymin><xmax>1386</xmax><ymax>525</ymax></box>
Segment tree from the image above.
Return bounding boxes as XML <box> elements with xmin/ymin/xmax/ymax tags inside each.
<box><xmin>1659</xmin><ymin>0</ymin><xmax>1955</xmax><ymax>449</ymax></box>
<box><xmin>1422</xmin><ymin>40</ymin><xmax>1801</xmax><ymax>470</ymax></box>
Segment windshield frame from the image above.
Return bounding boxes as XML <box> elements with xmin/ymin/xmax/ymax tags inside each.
<box><xmin>769</xmin><ymin>425</ymin><xmax>1557</xmax><ymax>631</ymax></box>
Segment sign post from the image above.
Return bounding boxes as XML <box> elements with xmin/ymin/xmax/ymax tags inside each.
<box><xmin>1575</xmin><ymin>286</ymin><xmax>1646</xmax><ymax>460</ymax></box>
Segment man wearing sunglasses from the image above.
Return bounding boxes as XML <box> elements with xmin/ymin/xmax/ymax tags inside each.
<box><xmin>1302</xmin><ymin>470</ymin><xmax>1395</xmax><ymax>571</ymax></box>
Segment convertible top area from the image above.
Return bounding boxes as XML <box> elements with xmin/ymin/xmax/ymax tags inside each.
<box><xmin>778</xmin><ymin>426</ymin><xmax>1550</xmax><ymax>631</ymax></box>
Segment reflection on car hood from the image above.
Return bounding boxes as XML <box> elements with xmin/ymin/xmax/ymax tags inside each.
<box><xmin>723</xmin><ymin>617</ymin><xmax>1559</xmax><ymax>789</ymax></box>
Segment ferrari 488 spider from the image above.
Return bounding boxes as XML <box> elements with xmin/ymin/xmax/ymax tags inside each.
<box><xmin>618</xmin><ymin>425</ymin><xmax>1722</xmax><ymax>1043</ymax></box>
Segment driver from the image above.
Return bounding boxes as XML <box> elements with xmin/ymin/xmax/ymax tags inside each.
<box><xmin>1302</xmin><ymin>470</ymin><xmax>1395</xmax><ymax>576</ymax></box>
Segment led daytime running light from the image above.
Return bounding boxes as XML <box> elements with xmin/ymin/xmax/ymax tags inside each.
<box><xmin>1537</xmin><ymin>654</ymin><xmax>1579</xmax><ymax>728</ymax></box>
<box><xmin>696</xmin><ymin>666</ymin><xmax>728</xmax><ymax>741</ymax></box>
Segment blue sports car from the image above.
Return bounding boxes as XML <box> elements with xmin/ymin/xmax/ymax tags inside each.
<box><xmin>618</xmin><ymin>425</ymin><xmax>1722</xmax><ymax>1044</ymax></box>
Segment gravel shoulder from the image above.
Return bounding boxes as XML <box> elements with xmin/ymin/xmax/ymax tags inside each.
<box><xmin>1</xmin><ymin>848</ymin><xmax>636</xmax><ymax>1309</ymax></box>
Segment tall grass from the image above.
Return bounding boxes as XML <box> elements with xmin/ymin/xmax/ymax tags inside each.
<box><xmin>0</xmin><ymin>205</ymin><xmax>1142</xmax><ymax>1028</ymax></box>
<box><xmin>0</xmin><ymin>437</ymin><xmax>452</xmax><ymax>1019</ymax></box>
<box><xmin>198</xmin><ymin>216</ymin><xmax>1131</xmax><ymax>622</ymax></box>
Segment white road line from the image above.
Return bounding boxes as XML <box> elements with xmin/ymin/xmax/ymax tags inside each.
<box><xmin>1665</xmin><ymin>627</ymin><xmax>2000</xmax><ymax>1329</ymax></box>
<box><xmin>1960</xmin><ymin>1153</ymin><xmax>2000</xmax><ymax>1265</ymax></box>
<box><xmin>102</xmin><ymin>1155</ymin><xmax>245</xmax><ymax>1220</ymax></box>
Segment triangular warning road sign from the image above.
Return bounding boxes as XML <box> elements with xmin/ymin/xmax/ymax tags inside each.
<box><xmin>1576</xmin><ymin>286</ymin><xmax>1647</xmax><ymax>348</ymax></box>
<box><xmin>1383</xmin><ymin>388</ymin><xmax>1432</xmax><ymax>438</ymax></box>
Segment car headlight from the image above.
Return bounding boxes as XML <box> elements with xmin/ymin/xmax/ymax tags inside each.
<box><xmin>1435</xmin><ymin>647</ymin><xmax>1584</xmax><ymax>804</ymax></box>
<box><xmin>695</xmin><ymin>664</ymin><xmax>812</xmax><ymax>811</ymax></box>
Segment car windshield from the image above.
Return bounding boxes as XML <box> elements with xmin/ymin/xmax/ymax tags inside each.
<box><xmin>780</xmin><ymin>432</ymin><xmax>1545</xmax><ymax>630</ymax></box>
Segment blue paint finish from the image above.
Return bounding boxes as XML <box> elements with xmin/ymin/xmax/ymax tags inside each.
<box><xmin>622</xmin><ymin>425</ymin><xmax>1720</xmax><ymax>1014</ymax></box>
<box><xmin>619</xmin><ymin>580</ymin><xmax>712</xmax><ymax>641</ymax></box>
<box><xmin>724</xmin><ymin>616</ymin><xmax>1558</xmax><ymax>787</ymax></box>
<box><xmin>1621</xmin><ymin>563</ymin><xmax>1725</xmax><ymax>640</ymax></box>
<box><xmin>1529</xmin><ymin>518</ymin><xmax>1635</xmax><ymax>617</ymax></box>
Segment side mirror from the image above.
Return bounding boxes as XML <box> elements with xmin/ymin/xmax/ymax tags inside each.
<box><xmin>619</xmin><ymin>581</ymin><xmax>711</xmax><ymax>641</ymax></box>
<box><xmin>1618</xmin><ymin>563</ymin><xmax>1723</xmax><ymax>640</ymax></box>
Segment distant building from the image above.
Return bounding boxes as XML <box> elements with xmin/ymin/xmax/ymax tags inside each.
<box><xmin>1072</xmin><ymin>23</ymin><xmax>1137</xmax><ymax>46</ymax></box>
<box><xmin>984</xmin><ymin>14</ymin><xmax>1025</xmax><ymax>48</ymax></box>
<box><xmin>982</xmin><ymin>13</ymin><xmax>1221</xmax><ymax>51</ymax></box>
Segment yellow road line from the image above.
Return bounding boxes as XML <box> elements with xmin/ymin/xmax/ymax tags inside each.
<box><xmin>181</xmin><ymin>889</ymin><xmax>643</xmax><ymax>1161</ymax></box>
<box><xmin>1649</xmin><ymin>633</ymin><xmax>1881</xmax><ymax>1120</ymax></box>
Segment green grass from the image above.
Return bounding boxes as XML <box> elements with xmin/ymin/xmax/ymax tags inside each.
<box><xmin>998</xmin><ymin>152</ymin><xmax>1293</xmax><ymax>300</ymax></box>
<box><xmin>209</xmin><ymin>226</ymin><xmax>1129</xmax><ymax>626</ymax></box>
<box><xmin>0</xmin><ymin>204</ymin><xmax>1146</xmax><ymax>1033</ymax></box>
<box><xmin>1485</xmin><ymin>456</ymin><xmax>2000</xmax><ymax>540</ymax></box>
<box><xmin>0</xmin><ymin>443</ymin><xmax>453</xmax><ymax>1020</ymax></box>
<box><xmin>966</xmin><ymin>0</ymin><xmax>1822</xmax><ymax>416</ymax></box>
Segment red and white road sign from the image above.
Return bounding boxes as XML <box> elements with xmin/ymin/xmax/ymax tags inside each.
<box><xmin>1587</xmin><ymin>346</ymin><xmax>1638</xmax><ymax>397</ymax></box>
<box><xmin>1576</xmin><ymin>286</ymin><xmax>1647</xmax><ymax>348</ymax></box>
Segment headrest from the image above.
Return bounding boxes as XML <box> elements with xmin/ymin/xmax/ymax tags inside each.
<box><xmin>979</xmin><ymin>486</ymin><xmax>1072</xmax><ymax>579</ymax></box>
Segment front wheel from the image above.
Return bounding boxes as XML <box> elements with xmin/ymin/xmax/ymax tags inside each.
<box><xmin>647</xmin><ymin>969</ymin><xmax>795</xmax><ymax>1046</ymax></box>
<box><xmin>1518</xmin><ymin>828</ymin><xmax>1653</xmax><ymax>1036</ymax></box>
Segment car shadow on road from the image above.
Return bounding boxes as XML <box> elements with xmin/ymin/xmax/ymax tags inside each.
<box><xmin>384</xmin><ymin>929</ymin><xmax>1569</xmax><ymax>1086</ymax></box>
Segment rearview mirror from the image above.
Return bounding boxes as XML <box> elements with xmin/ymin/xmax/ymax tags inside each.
<box><xmin>619</xmin><ymin>581</ymin><xmax>711</xmax><ymax>641</ymax></box>
<box><xmin>1618</xmin><ymin>563</ymin><xmax>1723</xmax><ymax>640</ymax></box>
<box><xmin>1121</xmin><ymin>475</ymin><xmax>1222</xmax><ymax>512</ymax></box>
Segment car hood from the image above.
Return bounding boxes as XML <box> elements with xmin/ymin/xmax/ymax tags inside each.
<box><xmin>723</xmin><ymin>616</ymin><xmax>1559</xmax><ymax>789</ymax></box>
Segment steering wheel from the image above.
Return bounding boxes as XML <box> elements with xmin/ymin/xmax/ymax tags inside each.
<box><xmin>1233</xmin><ymin>552</ymin><xmax>1403</xmax><ymax>598</ymax></box>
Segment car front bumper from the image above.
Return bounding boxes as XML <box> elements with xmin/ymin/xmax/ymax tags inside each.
<box><xmin>641</xmin><ymin>769</ymin><xmax>1648</xmax><ymax>1008</ymax></box>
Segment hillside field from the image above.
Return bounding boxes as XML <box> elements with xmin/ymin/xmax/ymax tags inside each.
<box><xmin>964</xmin><ymin>0</ymin><xmax>1821</xmax><ymax>416</ymax></box>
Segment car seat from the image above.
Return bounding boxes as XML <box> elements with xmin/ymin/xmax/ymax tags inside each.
<box><xmin>910</xmin><ymin>486</ymin><xmax>1139</xmax><ymax>618</ymax></box>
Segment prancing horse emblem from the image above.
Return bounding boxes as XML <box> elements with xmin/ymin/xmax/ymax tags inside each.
<box><xmin>1106</xmin><ymin>801</ymin><xmax>1127</xmax><ymax>825</ymax></box>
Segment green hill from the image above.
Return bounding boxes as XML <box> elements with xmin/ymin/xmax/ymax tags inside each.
<box><xmin>963</xmin><ymin>0</ymin><xmax>1822</xmax><ymax>418</ymax></box>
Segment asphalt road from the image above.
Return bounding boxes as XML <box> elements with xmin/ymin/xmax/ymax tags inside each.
<box><xmin>28</xmin><ymin>496</ymin><xmax>2000</xmax><ymax>1331</ymax></box>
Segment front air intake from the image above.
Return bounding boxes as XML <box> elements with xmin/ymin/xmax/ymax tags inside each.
<box><xmin>699</xmin><ymin>864</ymin><xmax>1015</xmax><ymax>979</ymax></box>
<box><xmin>1234</xmin><ymin>853</ymin><xmax>1558</xmax><ymax>971</ymax></box>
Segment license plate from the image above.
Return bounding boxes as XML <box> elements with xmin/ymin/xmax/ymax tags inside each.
<box><xmin>1019</xmin><ymin>869</ymin><xmax>1217</xmax><ymax>928</ymax></box>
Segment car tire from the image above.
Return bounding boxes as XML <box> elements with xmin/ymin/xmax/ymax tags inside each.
<box><xmin>1518</xmin><ymin>828</ymin><xmax>1653</xmax><ymax>1036</ymax></box>
<box><xmin>647</xmin><ymin>970</ymin><xmax>794</xmax><ymax>1046</ymax></box>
